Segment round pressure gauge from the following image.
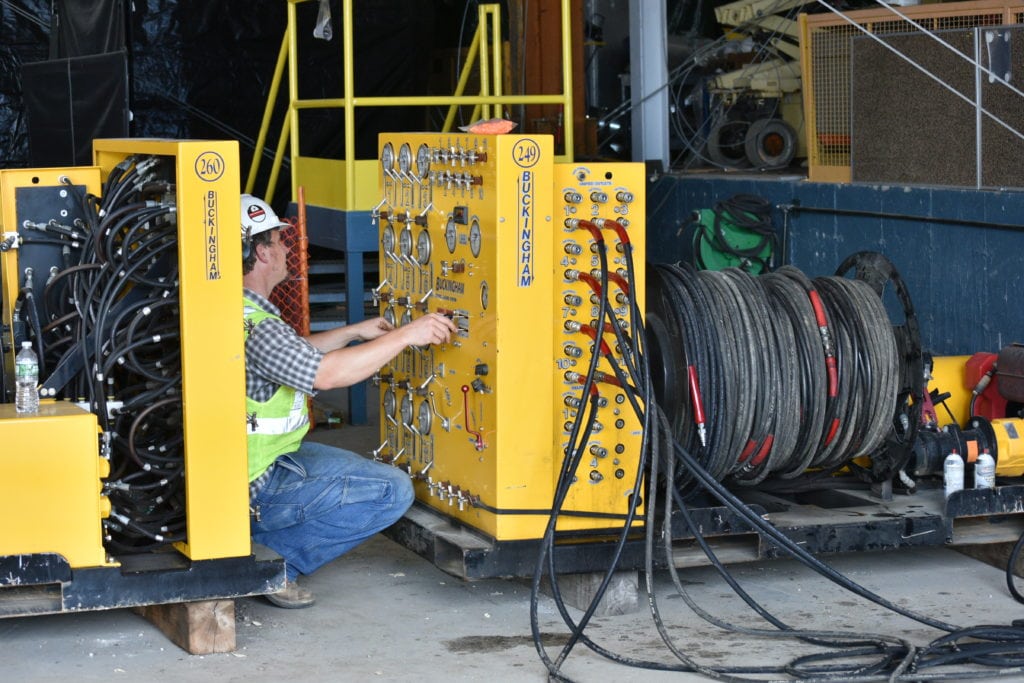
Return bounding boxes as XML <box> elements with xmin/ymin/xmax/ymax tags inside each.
<box><xmin>480</xmin><ymin>281</ymin><xmax>489</xmax><ymax>310</ymax></box>
<box><xmin>416</xmin><ymin>229</ymin><xmax>432</xmax><ymax>265</ymax></box>
<box><xmin>417</xmin><ymin>400</ymin><xmax>433</xmax><ymax>436</ymax></box>
<box><xmin>416</xmin><ymin>144</ymin><xmax>431</xmax><ymax>179</ymax></box>
<box><xmin>381</xmin><ymin>223</ymin><xmax>396</xmax><ymax>254</ymax></box>
<box><xmin>398</xmin><ymin>143</ymin><xmax>413</xmax><ymax>175</ymax></box>
<box><xmin>469</xmin><ymin>218</ymin><xmax>482</xmax><ymax>258</ymax></box>
<box><xmin>445</xmin><ymin>215</ymin><xmax>458</xmax><ymax>254</ymax></box>
<box><xmin>381</xmin><ymin>142</ymin><xmax>395</xmax><ymax>172</ymax></box>
<box><xmin>400</xmin><ymin>393</ymin><xmax>414</xmax><ymax>426</ymax></box>
<box><xmin>383</xmin><ymin>387</ymin><xmax>396</xmax><ymax>417</ymax></box>
<box><xmin>398</xmin><ymin>227</ymin><xmax>413</xmax><ymax>258</ymax></box>
<box><xmin>383</xmin><ymin>305</ymin><xmax>396</xmax><ymax>327</ymax></box>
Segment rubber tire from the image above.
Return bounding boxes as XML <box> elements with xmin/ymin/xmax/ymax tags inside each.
<box><xmin>706</xmin><ymin>120</ymin><xmax>751</xmax><ymax>169</ymax></box>
<box><xmin>744</xmin><ymin>118</ymin><xmax>797</xmax><ymax>169</ymax></box>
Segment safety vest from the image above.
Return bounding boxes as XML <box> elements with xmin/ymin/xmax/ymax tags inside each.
<box><xmin>243</xmin><ymin>297</ymin><xmax>309</xmax><ymax>481</ymax></box>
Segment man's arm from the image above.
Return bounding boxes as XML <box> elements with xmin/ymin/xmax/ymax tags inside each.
<box><xmin>306</xmin><ymin>317</ymin><xmax>393</xmax><ymax>352</ymax></box>
<box><xmin>313</xmin><ymin>313</ymin><xmax>456</xmax><ymax>390</ymax></box>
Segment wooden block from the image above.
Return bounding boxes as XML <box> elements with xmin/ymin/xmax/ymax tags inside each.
<box><xmin>543</xmin><ymin>571</ymin><xmax>641</xmax><ymax>616</ymax></box>
<box><xmin>134</xmin><ymin>600</ymin><xmax>236</xmax><ymax>654</ymax></box>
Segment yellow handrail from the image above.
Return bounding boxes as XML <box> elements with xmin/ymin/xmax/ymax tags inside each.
<box><xmin>245</xmin><ymin>28</ymin><xmax>289</xmax><ymax>195</ymax></box>
<box><xmin>441</xmin><ymin>23</ymin><xmax>483</xmax><ymax>134</ymax></box>
<box><xmin>247</xmin><ymin>0</ymin><xmax>574</xmax><ymax>210</ymax></box>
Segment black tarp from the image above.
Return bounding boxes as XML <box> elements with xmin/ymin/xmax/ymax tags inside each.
<box><xmin>1</xmin><ymin>1</ymin><xmax>51</xmax><ymax>165</ymax></box>
<box><xmin>2</xmin><ymin>0</ymin><xmax>446</xmax><ymax>200</ymax></box>
<box><xmin>22</xmin><ymin>51</ymin><xmax>130</xmax><ymax>166</ymax></box>
<box><xmin>51</xmin><ymin>0</ymin><xmax>126</xmax><ymax>59</ymax></box>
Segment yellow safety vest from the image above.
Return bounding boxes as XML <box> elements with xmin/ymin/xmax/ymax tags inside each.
<box><xmin>243</xmin><ymin>297</ymin><xmax>310</xmax><ymax>481</ymax></box>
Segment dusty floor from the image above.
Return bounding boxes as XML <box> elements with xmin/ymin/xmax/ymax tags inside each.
<box><xmin>4</xmin><ymin>421</ymin><xmax>1024</xmax><ymax>682</ymax></box>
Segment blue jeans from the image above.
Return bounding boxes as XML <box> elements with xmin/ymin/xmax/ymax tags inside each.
<box><xmin>250</xmin><ymin>441</ymin><xmax>414</xmax><ymax>581</ymax></box>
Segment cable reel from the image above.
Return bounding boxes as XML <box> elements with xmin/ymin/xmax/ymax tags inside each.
<box><xmin>834</xmin><ymin>251</ymin><xmax>924</xmax><ymax>486</ymax></box>
<box><xmin>647</xmin><ymin>251</ymin><xmax>918</xmax><ymax>490</ymax></box>
<box><xmin>691</xmin><ymin>194</ymin><xmax>775</xmax><ymax>274</ymax></box>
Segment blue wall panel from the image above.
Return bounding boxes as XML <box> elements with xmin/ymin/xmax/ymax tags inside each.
<box><xmin>647</xmin><ymin>175</ymin><xmax>1024</xmax><ymax>356</ymax></box>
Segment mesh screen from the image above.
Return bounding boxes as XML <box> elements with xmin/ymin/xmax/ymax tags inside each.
<box><xmin>805</xmin><ymin>2</ymin><xmax>1017</xmax><ymax>180</ymax></box>
<box><xmin>269</xmin><ymin>217</ymin><xmax>310</xmax><ymax>337</ymax></box>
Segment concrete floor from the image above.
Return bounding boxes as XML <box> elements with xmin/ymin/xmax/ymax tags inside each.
<box><xmin>4</xmin><ymin>421</ymin><xmax>1024</xmax><ymax>682</ymax></box>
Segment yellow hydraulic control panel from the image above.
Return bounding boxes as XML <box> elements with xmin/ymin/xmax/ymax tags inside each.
<box><xmin>374</xmin><ymin>133</ymin><xmax>645</xmax><ymax>540</ymax></box>
<box><xmin>552</xmin><ymin>162</ymin><xmax>646</xmax><ymax>526</ymax></box>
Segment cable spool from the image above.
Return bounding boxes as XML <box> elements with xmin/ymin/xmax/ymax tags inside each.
<box><xmin>647</xmin><ymin>253</ymin><xmax>915</xmax><ymax>490</ymax></box>
<box><xmin>835</xmin><ymin>251</ymin><xmax>924</xmax><ymax>483</ymax></box>
<box><xmin>27</xmin><ymin>157</ymin><xmax>188</xmax><ymax>553</ymax></box>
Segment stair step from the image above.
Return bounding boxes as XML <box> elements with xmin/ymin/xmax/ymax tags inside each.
<box><xmin>308</xmin><ymin>259</ymin><xmax>380</xmax><ymax>276</ymax></box>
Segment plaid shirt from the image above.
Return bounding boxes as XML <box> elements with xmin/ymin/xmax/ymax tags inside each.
<box><xmin>243</xmin><ymin>288</ymin><xmax>323</xmax><ymax>402</ymax></box>
<box><xmin>244</xmin><ymin>288</ymin><xmax>323</xmax><ymax>500</ymax></box>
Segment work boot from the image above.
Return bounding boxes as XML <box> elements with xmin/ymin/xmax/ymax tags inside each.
<box><xmin>265</xmin><ymin>579</ymin><xmax>315</xmax><ymax>609</ymax></box>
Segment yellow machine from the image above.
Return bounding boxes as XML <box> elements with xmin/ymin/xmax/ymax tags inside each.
<box><xmin>924</xmin><ymin>352</ymin><xmax>1024</xmax><ymax>478</ymax></box>
<box><xmin>0</xmin><ymin>165</ymin><xmax>114</xmax><ymax>569</ymax></box>
<box><xmin>0</xmin><ymin>140</ymin><xmax>281</xmax><ymax>618</ymax></box>
<box><xmin>0</xmin><ymin>402</ymin><xmax>112</xmax><ymax>568</ymax></box>
<box><xmin>92</xmin><ymin>139</ymin><xmax>250</xmax><ymax>561</ymax></box>
<box><xmin>374</xmin><ymin>132</ymin><xmax>645</xmax><ymax>540</ymax></box>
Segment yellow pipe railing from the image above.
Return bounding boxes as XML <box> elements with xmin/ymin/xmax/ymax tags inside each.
<box><xmin>248</xmin><ymin>0</ymin><xmax>574</xmax><ymax>210</ymax></box>
<box><xmin>442</xmin><ymin>29</ymin><xmax>481</xmax><ymax>132</ymax></box>
<box><xmin>245</xmin><ymin>28</ymin><xmax>289</xmax><ymax>195</ymax></box>
<box><xmin>488</xmin><ymin>4</ymin><xmax>503</xmax><ymax>120</ymax></box>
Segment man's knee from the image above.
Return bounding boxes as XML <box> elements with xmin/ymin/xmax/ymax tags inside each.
<box><xmin>393</xmin><ymin>472</ymin><xmax>415</xmax><ymax>512</ymax></box>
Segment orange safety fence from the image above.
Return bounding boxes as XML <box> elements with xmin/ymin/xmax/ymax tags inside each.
<box><xmin>270</xmin><ymin>187</ymin><xmax>316</xmax><ymax>427</ymax></box>
<box><xmin>271</xmin><ymin>186</ymin><xmax>310</xmax><ymax>338</ymax></box>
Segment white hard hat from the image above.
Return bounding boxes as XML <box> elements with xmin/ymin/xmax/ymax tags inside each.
<box><xmin>241</xmin><ymin>194</ymin><xmax>289</xmax><ymax>240</ymax></box>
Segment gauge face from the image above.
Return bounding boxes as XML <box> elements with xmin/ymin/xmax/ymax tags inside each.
<box><xmin>400</xmin><ymin>393</ymin><xmax>414</xmax><ymax>426</ymax></box>
<box><xmin>398</xmin><ymin>227</ymin><xmax>413</xmax><ymax>258</ymax></box>
<box><xmin>401</xmin><ymin>308</ymin><xmax>413</xmax><ymax>327</ymax></box>
<box><xmin>416</xmin><ymin>229</ymin><xmax>431</xmax><ymax>265</ymax></box>
<box><xmin>480</xmin><ymin>280</ymin><xmax>489</xmax><ymax>310</ymax></box>
<box><xmin>416</xmin><ymin>144</ymin><xmax>431</xmax><ymax>179</ymax></box>
<box><xmin>383</xmin><ymin>305</ymin><xmax>396</xmax><ymax>327</ymax></box>
<box><xmin>445</xmin><ymin>216</ymin><xmax>457</xmax><ymax>254</ymax></box>
<box><xmin>382</xmin><ymin>224</ymin><xmax>395</xmax><ymax>254</ymax></box>
<box><xmin>383</xmin><ymin>387</ymin><xmax>396</xmax><ymax>417</ymax></box>
<box><xmin>417</xmin><ymin>400</ymin><xmax>432</xmax><ymax>436</ymax></box>
<box><xmin>469</xmin><ymin>218</ymin><xmax>482</xmax><ymax>258</ymax></box>
<box><xmin>381</xmin><ymin>142</ymin><xmax>395</xmax><ymax>172</ymax></box>
<box><xmin>398</xmin><ymin>143</ymin><xmax>412</xmax><ymax>174</ymax></box>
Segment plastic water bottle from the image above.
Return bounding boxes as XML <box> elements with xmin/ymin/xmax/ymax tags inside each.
<box><xmin>975</xmin><ymin>450</ymin><xmax>996</xmax><ymax>489</ymax></box>
<box><xmin>15</xmin><ymin>341</ymin><xmax>39</xmax><ymax>414</ymax></box>
<box><xmin>943</xmin><ymin>449</ymin><xmax>964</xmax><ymax>498</ymax></box>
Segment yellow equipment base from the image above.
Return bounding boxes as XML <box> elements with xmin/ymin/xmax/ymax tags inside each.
<box><xmin>0</xmin><ymin>402</ymin><xmax>115</xmax><ymax>568</ymax></box>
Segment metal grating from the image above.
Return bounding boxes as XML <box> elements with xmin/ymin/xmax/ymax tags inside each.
<box><xmin>801</xmin><ymin>0</ymin><xmax>1023</xmax><ymax>182</ymax></box>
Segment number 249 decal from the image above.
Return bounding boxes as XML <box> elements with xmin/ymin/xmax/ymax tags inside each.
<box><xmin>513</xmin><ymin>139</ymin><xmax>540</xmax><ymax>168</ymax></box>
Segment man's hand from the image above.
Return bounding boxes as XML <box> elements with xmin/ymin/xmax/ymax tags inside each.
<box><xmin>398</xmin><ymin>312</ymin><xmax>457</xmax><ymax>347</ymax></box>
